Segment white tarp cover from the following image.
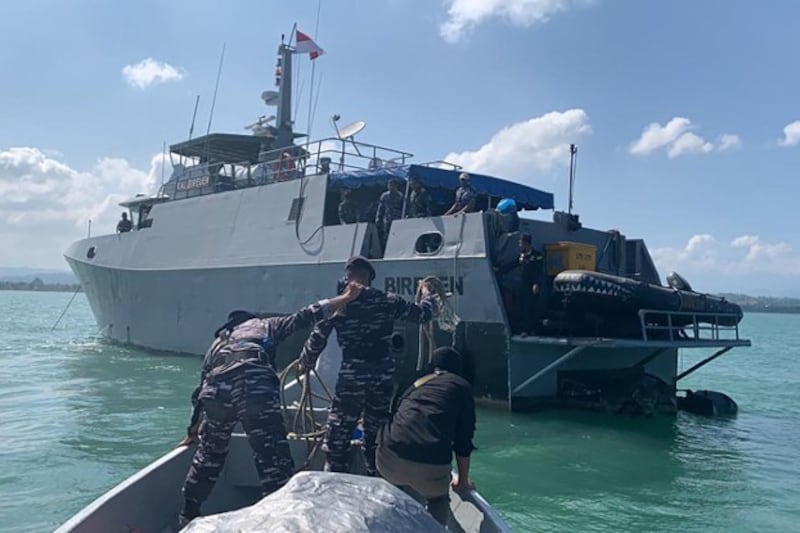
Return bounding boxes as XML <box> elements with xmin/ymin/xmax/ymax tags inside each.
<box><xmin>182</xmin><ymin>471</ymin><xmax>446</xmax><ymax>533</ymax></box>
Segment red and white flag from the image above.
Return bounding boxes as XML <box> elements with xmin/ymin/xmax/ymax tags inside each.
<box><xmin>294</xmin><ymin>30</ymin><xmax>325</xmax><ymax>60</ymax></box>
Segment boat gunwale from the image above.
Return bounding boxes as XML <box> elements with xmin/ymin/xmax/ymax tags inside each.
<box><xmin>52</xmin><ymin>445</ymin><xmax>191</xmax><ymax>533</ymax></box>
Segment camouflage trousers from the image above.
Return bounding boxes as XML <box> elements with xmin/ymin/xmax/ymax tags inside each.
<box><xmin>324</xmin><ymin>358</ymin><xmax>394</xmax><ymax>475</ymax></box>
<box><xmin>181</xmin><ymin>362</ymin><xmax>293</xmax><ymax>518</ymax></box>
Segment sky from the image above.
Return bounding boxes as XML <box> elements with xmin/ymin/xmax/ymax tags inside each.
<box><xmin>1</xmin><ymin>0</ymin><xmax>799</xmax><ymax>296</ymax></box>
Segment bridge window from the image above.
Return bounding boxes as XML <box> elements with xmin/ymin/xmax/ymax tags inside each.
<box><xmin>415</xmin><ymin>232</ymin><xmax>443</xmax><ymax>255</ymax></box>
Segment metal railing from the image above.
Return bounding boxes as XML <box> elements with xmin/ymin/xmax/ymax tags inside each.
<box><xmin>637</xmin><ymin>309</ymin><xmax>743</xmax><ymax>343</ymax></box>
<box><xmin>297</xmin><ymin>137</ymin><xmax>414</xmax><ymax>174</ymax></box>
<box><xmin>161</xmin><ymin>137</ymin><xmax>416</xmax><ymax>199</ymax></box>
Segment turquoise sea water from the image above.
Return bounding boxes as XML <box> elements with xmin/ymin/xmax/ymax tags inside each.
<box><xmin>0</xmin><ymin>291</ymin><xmax>798</xmax><ymax>532</ymax></box>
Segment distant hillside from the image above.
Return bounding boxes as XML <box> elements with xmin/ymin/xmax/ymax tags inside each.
<box><xmin>717</xmin><ymin>293</ymin><xmax>800</xmax><ymax>314</ymax></box>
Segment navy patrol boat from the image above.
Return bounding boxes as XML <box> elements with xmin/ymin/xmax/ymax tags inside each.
<box><xmin>64</xmin><ymin>33</ymin><xmax>749</xmax><ymax>416</ymax></box>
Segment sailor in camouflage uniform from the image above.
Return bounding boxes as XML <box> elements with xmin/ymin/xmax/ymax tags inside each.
<box><xmin>444</xmin><ymin>172</ymin><xmax>478</xmax><ymax>215</ymax></box>
<box><xmin>179</xmin><ymin>285</ymin><xmax>362</xmax><ymax>525</ymax></box>
<box><xmin>299</xmin><ymin>256</ymin><xmax>437</xmax><ymax>475</ymax></box>
<box><xmin>375</xmin><ymin>179</ymin><xmax>404</xmax><ymax>247</ymax></box>
<box><xmin>405</xmin><ymin>176</ymin><xmax>432</xmax><ymax>219</ymax></box>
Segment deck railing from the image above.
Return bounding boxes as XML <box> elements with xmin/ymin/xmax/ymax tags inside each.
<box><xmin>637</xmin><ymin>309</ymin><xmax>743</xmax><ymax>343</ymax></box>
<box><xmin>162</xmin><ymin>137</ymin><xmax>417</xmax><ymax>199</ymax></box>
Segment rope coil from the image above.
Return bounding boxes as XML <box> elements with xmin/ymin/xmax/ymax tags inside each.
<box><xmin>416</xmin><ymin>277</ymin><xmax>461</xmax><ymax>371</ymax></box>
<box><xmin>278</xmin><ymin>359</ymin><xmax>333</xmax><ymax>471</ymax></box>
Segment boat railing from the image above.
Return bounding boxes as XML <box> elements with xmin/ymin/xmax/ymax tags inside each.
<box><xmin>637</xmin><ymin>309</ymin><xmax>743</xmax><ymax>343</ymax></box>
<box><xmin>296</xmin><ymin>137</ymin><xmax>415</xmax><ymax>175</ymax></box>
<box><xmin>418</xmin><ymin>159</ymin><xmax>462</xmax><ymax>170</ymax></box>
<box><xmin>254</xmin><ymin>138</ymin><xmax>414</xmax><ymax>176</ymax></box>
<box><xmin>159</xmin><ymin>137</ymin><xmax>416</xmax><ymax>203</ymax></box>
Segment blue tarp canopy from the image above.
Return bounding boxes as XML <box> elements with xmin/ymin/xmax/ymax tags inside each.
<box><xmin>328</xmin><ymin>164</ymin><xmax>554</xmax><ymax>210</ymax></box>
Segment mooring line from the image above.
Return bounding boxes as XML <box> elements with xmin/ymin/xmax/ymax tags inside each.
<box><xmin>50</xmin><ymin>285</ymin><xmax>82</xmax><ymax>331</ymax></box>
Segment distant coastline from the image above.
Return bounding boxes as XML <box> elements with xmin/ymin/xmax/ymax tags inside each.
<box><xmin>0</xmin><ymin>278</ymin><xmax>81</xmax><ymax>293</ymax></box>
<box><xmin>716</xmin><ymin>293</ymin><xmax>800</xmax><ymax>315</ymax></box>
<box><xmin>1</xmin><ymin>280</ymin><xmax>798</xmax><ymax>315</ymax></box>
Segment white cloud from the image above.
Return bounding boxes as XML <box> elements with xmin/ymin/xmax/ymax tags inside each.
<box><xmin>667</xmin><ymin>132</ymin><xmax>714</xmax><ymax>159</ymax></box>
<box><xmin>716</xmin><ymin>133</ymin><xmax>742</xmax><ymax>152</ymax></box>
<box><xmin>729</xmin><ymin>235</ymin><xmax>792</xmax><ymax>263</ymax></box>
<box><xmin>778</xmin><ymin>120</ymin><xmax>800</xmax><ymax>147</ymax></box>
<box><xmin>731</xmin><ymin>235</ymin><xmax>759</xmax><ymax>248</ymax></box>
<box><xmin>653</xmin><ymin>233</ymin><xmax>800</xmax><ymax>279</ymax></box>
<box><xmin>122</xmin><ymin>58</ymin><xmax>184</xmax><ymax>89</ymax></box>
<box><xmin>629</xmin><ymin>117</ymin><xmax>739</xmax><ymax>159</ymax></box>
<box><xmin>0</xmin><ymin>147</ymin><xmax>172</xmax><ymax>268</ymax></box>
<box><xmin>442</xmin><ymin>109</ymin><xmax>591</xmax><ymax>182</ymax></box>
<box><xmin>439</xmin><ymin>0</ymin><xmax>585</xmax><ymax>43</ymax></box>
<box><xmin>628</xmin><ymin>117</ymin><xmax>692</xmax><ymax>156</ymax></box>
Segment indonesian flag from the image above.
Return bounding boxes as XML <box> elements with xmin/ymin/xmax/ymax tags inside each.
<box><xmin>294</xmin><ymin>30</ymin><xmax>325</xmax><ymax>60</ymax></box>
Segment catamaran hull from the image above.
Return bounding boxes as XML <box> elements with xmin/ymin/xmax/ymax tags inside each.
<box><xmin>63</xmin><ymin>175</ymin><xmax>744</xmax><ymax>413</ymax></box>
<box><xmin>65</xmin><ymin>253</ymin><xmax>686</xmax><ymax>414</ymax></box>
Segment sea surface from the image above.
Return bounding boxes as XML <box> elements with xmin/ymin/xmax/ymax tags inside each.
<box><xmin>0</xmin><ymin>291</ymin><xmax>798</xmax><ymax>532</ymax></box>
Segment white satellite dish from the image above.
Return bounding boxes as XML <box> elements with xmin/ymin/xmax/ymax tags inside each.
<box><xmin>261</xmin><ymin>90</ymin><xmax>280</xmax><ymax>106</ymax></box>
<box><xmin>336</xmin><ymin>120</ymin><xmax>366</xmax><ymax>140</ymax></box>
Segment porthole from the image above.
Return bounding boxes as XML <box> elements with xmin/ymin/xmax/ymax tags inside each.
<box><xmin>414</xmin><ymin>232</ymin><xmax>443</xmax><ymax>255</ymax></box>
<box><xmin>86</xmin><ymin>246</ymin><xmax>96</xmax><ymax>259</ymax></box>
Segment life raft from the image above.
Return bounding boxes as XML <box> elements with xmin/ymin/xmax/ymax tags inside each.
<box><xmin>552</xmin><ymin>270</ymin><xmax>743</xmax><ymax>328</ymax></box>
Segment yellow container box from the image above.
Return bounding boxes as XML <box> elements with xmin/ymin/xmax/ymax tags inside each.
<box><xmin>545</xmin><ymin>241</ymin><xmax>597</xmax><ymax>276</ymax></box>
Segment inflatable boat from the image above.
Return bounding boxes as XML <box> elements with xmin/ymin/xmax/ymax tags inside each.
<box><xmin>551</xmin><ymin>270</ymin><xmax>743</xmax><ymax>336</ymax></box>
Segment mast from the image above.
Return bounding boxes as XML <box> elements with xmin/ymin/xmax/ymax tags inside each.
<box><xmin>568</xmin><ymin>143</ymin><xmax>578</xmax><ymax>215</ymax></box>
<box><xmin>275</xmin><ymin>42</ymin><xmax>294</xmax><ymax>148</ymax></box>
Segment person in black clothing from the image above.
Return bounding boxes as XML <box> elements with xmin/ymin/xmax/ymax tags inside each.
<box><xmin>376</xmin><ymin>346</ymin><xmax>476</xmax><ymax>527</ymax></box>
<box><xmin>495</xmin><ymin>233</ymin><xmax>544</xmax><ymax>335</ymax></box>
<box><xmin>116</xmin><ymin>212</ymin><xmax>132</xmax><ymax>233</ymax></box>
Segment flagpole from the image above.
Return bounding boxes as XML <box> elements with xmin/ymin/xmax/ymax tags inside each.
<box><xmin>305</xmin><ymin>0</ymin><xmax>322</xmax><ymax>142</ymax></box>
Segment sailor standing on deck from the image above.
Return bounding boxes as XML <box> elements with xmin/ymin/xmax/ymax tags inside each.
<box><xmin>116</xmin><ymin>212</ymin><xmax>132</xmax><ymax>233</ymax></box>
<box><xmin>298</xmin><ymin>256</ymin><xmax>437</xmax><ymax>476</ymax></box>
<box><xmin>405</xmin><ymin>176</ymin><xmax>432</xmax><ymax>219</ymax></box>
<box><xmin>178</xmin><ymin>284</ymin><xmax>363</xmax><ymax>526</ymax></box>
<box><xmin>444</xmin><ymin>172</ymin><xmax>477</xmax><ymax>215</ymax></box>
<box><xmin>375</xmin><ymin>179</ymin><xmax>404</xmax><ymax>248</ymax></box>
<box><xmin>495</xmin><ymin>233</ymin><xmax>544</xmax><ymax>335</ymax></box>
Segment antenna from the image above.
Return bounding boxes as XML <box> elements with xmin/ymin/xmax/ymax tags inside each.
<box><xmin>160</xmin><ymin>140</ymin><xmax>167</xmax><ymax>189</ymax></box>
<box><xmin>310</xmin><ymin>71</ymin><xmax>324</xmax><ymax>140</ymax></box>
<box><xmin>305</xmin><ymin>0</ymin><xmax>322</xmax><ymax>141</ymax></box>
<box><xmin>568</xmin><ymin>143</ymin><xmax>578</xmax><ymax>215</ymax></box>
<box><xmin>206</xmin><ymin>42</ymin><xmax>226</xmax><ymax>137</ymax></box>
<box><xmin>188</xmin><ymin>95</ymin><xmax>200</xmax><ymax>140</ymax></box>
